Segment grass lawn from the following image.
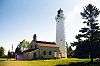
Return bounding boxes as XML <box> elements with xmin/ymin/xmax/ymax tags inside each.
<box><xmin>0</xmin><ymin>58</ymin><xmax>99</xmax><ymax>66</ymax></box>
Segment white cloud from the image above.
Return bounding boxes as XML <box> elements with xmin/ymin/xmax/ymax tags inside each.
<box><xmin>65</xmin><ymin>3</ymin><xmax>82</xmax><ymax>43</ymax></box>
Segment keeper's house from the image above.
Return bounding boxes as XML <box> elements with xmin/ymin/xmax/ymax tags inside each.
<box><xmin>15</xmin><ymin>34</ymin><xmax>60</xmax><ymax>60</ymax></box>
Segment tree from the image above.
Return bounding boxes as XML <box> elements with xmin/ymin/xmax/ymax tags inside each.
<box><xmin>71</xmin><ymin>4</ymin><xmax>100</xmax><ymax>62</ymax></box>
<box><xmin>7</xmin><ymin>50</ymin><xmax>15</xmax><ymax>59</ymax></box>
<box><xmin>15</xmin><ymin>40</ymin><xmax>30</xmax><ymax>54</ymax></box>
<box><xmin>20</xmin><ymin>40</ymin><xmax>30</xmax><ymax>51</ymax></box>
<box><xmin>67</xmin><ymin>46</ymin><xmax>73</xmax><ymax>58</ymax></box>
<box><xmin>0</xmin><ymin>47</ymin><xmax>4</xmax><ymax>57</ymax></box>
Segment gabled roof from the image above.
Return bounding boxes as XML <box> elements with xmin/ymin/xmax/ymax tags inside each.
<box><xmin>39</xmin><ymin>43</ymin><xmax>59</xmax><ymax>48</ymax></box>
<box><xmin>20</xmin><ymin>41</ymin><xmax>59</xmax><ymax>53</ymax></box>
<box><xmin>36</xmin><ymin>41</ymin><xmax>58</xmax><ymax>48</ymax></box>
<box><xmin>36</xmin><ymin>41</ymin><xmax>56</xmax><ymax>44</ymax></box>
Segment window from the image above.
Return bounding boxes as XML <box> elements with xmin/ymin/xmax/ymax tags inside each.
<box><xmin>43</xmin><ymin>51</ymin><xmax>46</xmax><ymax>55</ymax></box>
<box><xmin>35</xmin><ymin>45</ymin><xmax>37</xmax><ymax>49</ymax></box>
<box><xmin>49</xmin><ymin>51</ymin><xmax>52</xmax><ymax>55</ymax></box>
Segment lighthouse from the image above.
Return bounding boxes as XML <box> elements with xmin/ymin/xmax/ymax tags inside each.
<box><xmin>55</xmin><ymin>8</ymin><xmax>67</xmax><ymax>58</ymax></box>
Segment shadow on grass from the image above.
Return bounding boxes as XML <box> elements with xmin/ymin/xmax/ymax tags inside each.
<box><xmin>0</xmin><ymin>60</ymin><xmax>6</xmax><ymax>61</ymax></box>
<box><xmin>0</xmin><ymin>59</ymin><xmax>16</xmax><ymax>61</ymax></box>
<box><xmin>56</xmin><ymin>62</ymin><xmax>100</xmax><ymax>66</ymax></box>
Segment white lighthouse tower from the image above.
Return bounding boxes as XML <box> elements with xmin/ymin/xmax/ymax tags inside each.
<box><xmin>55</xmin><ymin>8</ymin><xmax>67</xmax><ymax>58</ymax></box>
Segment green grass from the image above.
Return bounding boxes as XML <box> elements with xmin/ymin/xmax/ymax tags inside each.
<box><xmin>0</xmin><ymin>58</ymin><xmax>94</xmax><ymax>66</ymax></box>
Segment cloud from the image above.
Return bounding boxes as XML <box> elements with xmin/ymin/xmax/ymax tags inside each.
<box><xmin>65</xmin><ymin>3</ymin><xmax>82</xmax><ymax>43</ymax></box>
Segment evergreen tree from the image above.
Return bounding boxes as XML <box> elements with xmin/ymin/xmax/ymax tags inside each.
<box><xmin>67</xmin><ymin>46</ymin><xmax>73</xmax><ymax>58</ymax></box>
<box><xmin>71</xmin><ymin>4</ymin><xmax>100</xmax><ymax>62</ymax></box>
<box><xmin>0</xmin><ymin>47</ymin><xmax>4</xmax><ymax>57</ymax></box>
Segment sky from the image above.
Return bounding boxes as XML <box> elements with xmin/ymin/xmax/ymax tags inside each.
<box><xmin>0</xmin><ymin>0</ymin><xmax>100</xmax><ymax>54</ymax></box>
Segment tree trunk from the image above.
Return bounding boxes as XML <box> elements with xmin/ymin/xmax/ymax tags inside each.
<box><xmin>91</xmin><ymin>57</ymin><xmax>93</xmax><ymax>63</ymax></box>
<box><xmin>90</xmin><ymin>51</ymin><xmax>93</xmax><ymax>63</ymax></box>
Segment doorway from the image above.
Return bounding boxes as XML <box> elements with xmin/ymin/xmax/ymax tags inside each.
<box><xmin>33</xmin><ymin>52</ymin><xmax>36</xmax><ymax>59</ymax></box>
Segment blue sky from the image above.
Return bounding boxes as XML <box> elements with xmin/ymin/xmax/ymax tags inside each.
<box><xmin>0</xmin><ymin>0</ymin><xmax>100</xmax><ymax>54</ymax></box>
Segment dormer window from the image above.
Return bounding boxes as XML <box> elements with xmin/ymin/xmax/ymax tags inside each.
<box><xmin>35</xmin><ymin>45</ymin><xmax>37</xmax><ymax>49</ymax></box>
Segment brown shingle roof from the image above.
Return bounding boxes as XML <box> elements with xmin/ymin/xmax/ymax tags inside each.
<box><xmin>36</xmin><ymin>41</ymin><xmax>56</xmax><ymax>44</ymax></box>
<box><xmin>39</xmin><ymin>43</ymin><xmax>59</xmax><ymax>48</ymax></box>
